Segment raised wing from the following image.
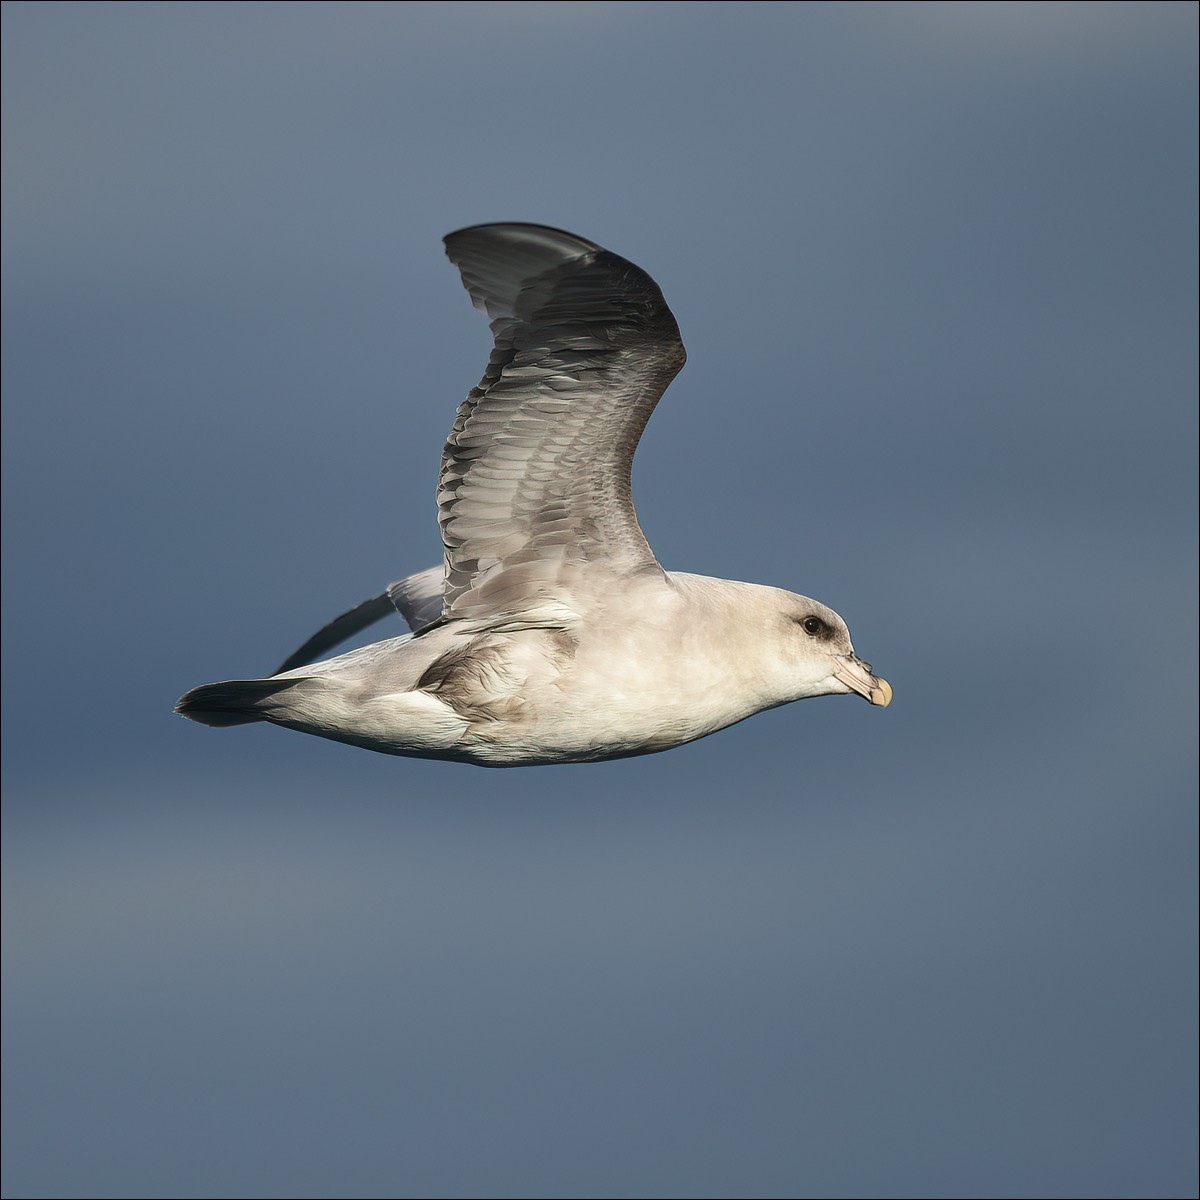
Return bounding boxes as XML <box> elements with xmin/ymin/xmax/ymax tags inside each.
<box><xmin>438</xmin><ymin>224</ymin><xmax>686</xmax><ymax>625</ymax></box>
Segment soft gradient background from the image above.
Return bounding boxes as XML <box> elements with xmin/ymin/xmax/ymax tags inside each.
<box><xmin>3</xmin><ymin>4</ymin><xmax>1196</xmax><ymax>1198</ymax></box>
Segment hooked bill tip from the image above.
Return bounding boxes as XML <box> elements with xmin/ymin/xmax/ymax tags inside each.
<box><xmin>870</xmin><ymin>677</ymin><xmax>893</xmax><ymax>708</ymax></box>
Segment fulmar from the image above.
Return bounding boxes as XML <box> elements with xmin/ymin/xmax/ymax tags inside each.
<box><xmin>176</xmin><ymin>223</ymin><xmax>891</xmax><ymax>766</ymax></box>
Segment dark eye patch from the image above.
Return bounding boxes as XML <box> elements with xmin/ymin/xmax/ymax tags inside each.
<box><xmin>800</xmin><ymin>616</ymin><xmax>825</xmax><ymax>636</ymax></box>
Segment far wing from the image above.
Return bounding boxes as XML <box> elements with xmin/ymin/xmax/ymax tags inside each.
<box><xmin>272</xmin><ymin>565</ymin><xmax>443</xmax><ymax>674</ymax></box>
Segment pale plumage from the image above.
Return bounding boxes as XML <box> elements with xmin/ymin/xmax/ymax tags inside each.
<box><xmin>177</xmin><ymin>224</ymin><xmax>890</xmax><ymax>766</ymax></box>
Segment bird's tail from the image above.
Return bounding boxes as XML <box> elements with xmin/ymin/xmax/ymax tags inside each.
<box><xmin>175</xmin><ymin>677</ymin><xmax>306</xmax><ymax>727</ymax></box>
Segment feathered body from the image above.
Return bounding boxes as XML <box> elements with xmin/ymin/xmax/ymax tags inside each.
<box><xmin>177</xmin><ymin>225</ymin><xmax>890</xmax><ymax>766</ymax></box>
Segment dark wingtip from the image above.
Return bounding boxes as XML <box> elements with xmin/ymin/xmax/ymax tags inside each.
<box><xmin>272</xmin><ymin>591</ymin><xmax>396</xmax><ymax>675</ymax></box>
<box><xmin>443</xmin><ymin>223</ymin><xmax>604</xmax><ymax>255</ymax></box>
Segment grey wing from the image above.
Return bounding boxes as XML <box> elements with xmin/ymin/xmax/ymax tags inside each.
<box><xmin>272</xmin><ymin>565</ymin><xmax>443</xmax><ymax>674</ymax></box>
<box><xmin>438</xmin><ymin>224</ymin><xmax>686</xmax><ymax>624</ymax></box>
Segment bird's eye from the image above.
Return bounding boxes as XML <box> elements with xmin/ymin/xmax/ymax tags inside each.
<box><xmin>801</xmin><ymin>616</ymin><xmax>823</xmax><ymax>636</ymax></box>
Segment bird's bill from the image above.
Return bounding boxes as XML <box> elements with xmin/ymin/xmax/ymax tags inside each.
<box><xmin>833</xmin><ymin>656</ymin><xmax>892</xmax><ymax>708</ymax></box>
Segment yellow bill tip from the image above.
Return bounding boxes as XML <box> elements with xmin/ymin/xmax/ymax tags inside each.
<box><xmin>870</xmin><ymin>677</ymin><xmax>893</xmax><ymax>708</ymax></box>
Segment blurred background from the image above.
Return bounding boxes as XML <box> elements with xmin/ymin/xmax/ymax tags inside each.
<box><xmin>3</xmin><ymin>3</ymin><xmax>1196</xmax><ymax>1197</ymax></box>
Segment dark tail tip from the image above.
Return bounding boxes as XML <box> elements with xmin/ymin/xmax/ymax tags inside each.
<box><xmin>176</xmin><ymin>677</ymin><xmax>302</xmax><ymax>728</ymax></box>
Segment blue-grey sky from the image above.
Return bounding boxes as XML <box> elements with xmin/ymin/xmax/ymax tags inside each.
<box><xmin>3</xmin><ymin>3</ymin><xmax>1196</xmax><ymax>1198</ymax></box>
